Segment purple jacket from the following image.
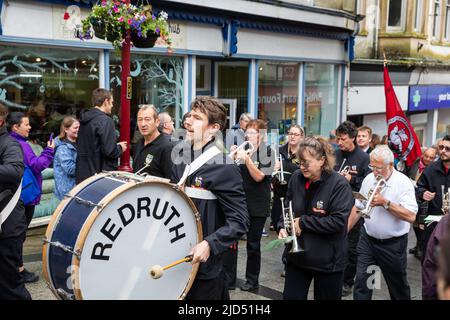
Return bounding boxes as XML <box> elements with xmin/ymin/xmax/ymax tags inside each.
<box><xmin>10</xmin><ymin>131</ymin><xmax>54</xmax><ymax>206</ymax></box>
<box><xmin>422</xmin><ymin>214</ymin><xmax>450</xmax><ymax>300</ymax></box>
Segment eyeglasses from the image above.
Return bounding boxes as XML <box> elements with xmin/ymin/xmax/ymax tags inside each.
<box><xmin>368</xmin><ymin>164</ymin><xmax>387</xmax><ymax>171</ymax></box>
<box><xmin>288</xmin><ymin>133</ymin><xmax>303</xmax><ymax>137</ymax></box>
<box><xmin>299</xmin><ymin>160</ymin><xmax>311</xmax><ymax>168</ymax></box>
<box><xmin>438</xmin><ymin>145</ymin><xmax>450</xmax><ymax>152</ymax></box>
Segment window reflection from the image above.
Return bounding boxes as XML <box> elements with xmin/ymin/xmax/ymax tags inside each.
<box><xmin>0</xmin><ymin>44</ymin><xmax>99</xmax><ymax>146</ymax></box>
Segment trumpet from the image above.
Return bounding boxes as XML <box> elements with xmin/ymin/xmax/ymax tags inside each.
<box><xmin>228</xmin><ymin>141</ymin><xmax>254</xmax><ymax>164</ymax></box>
<box><xmin>442</xmin><ymin>185</ymin><xmax>450</xmax><ymax>215</ymax></box>
<box><xmin>280</xmin><ymin>197</ymin><xmax>303</xmax><ymax>253</ymax></box>
<box><xmin>279</xmin><ymin>154</ymin><xmax>287</xmax><ymax>185</ymax></box>
<box><xmin>358</xmin><ymin>175</ymin><xmax>387</xmax><ymax>219</ymax></box>
<box><xmin>340</xmin><ymin>166</ymin><xmax>351</xmax><ymax>175</ymax></box>
<box><xmin>338</xmin><ymin>158</ymin><xmax>350</xmax><ymax>175</ymax></box>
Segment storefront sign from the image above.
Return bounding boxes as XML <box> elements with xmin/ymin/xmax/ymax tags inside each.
<box><xmin>408</xmin><ymin>85</ymin><xmax>450</xmax><ymax>111</ymax></box>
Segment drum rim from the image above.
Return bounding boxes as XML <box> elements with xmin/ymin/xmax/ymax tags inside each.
<box><xmin>42</xmin><ymin>173</ymin><xmax>108</xmax><ymax>300</ymax></box>
<box><xmin>71</xmin><ymin>177</ymin><xmax>203</xmax><ymax>300</ymax></box>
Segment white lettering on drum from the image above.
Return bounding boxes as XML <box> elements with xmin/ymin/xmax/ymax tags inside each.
<box><xmin>90</xmin><ymin>196</ymin><xmax>186</xmax><ymax>261</ymax></box>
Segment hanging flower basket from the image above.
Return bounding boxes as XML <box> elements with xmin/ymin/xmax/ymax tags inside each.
<box><xmin>74</xmin><ymin>0</ymin><xmax>172</xmax><ymax>51</ymax></box>
<box><xmin>131</xmin><ymin>30</ymin><xmax>159</xmax><ymax>48</ymax></box>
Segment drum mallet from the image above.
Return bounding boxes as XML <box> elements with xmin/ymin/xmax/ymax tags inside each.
<box><xmin>150</xmin><ymin>255</ymin><xmax>193</xmax><ymax>279</ymax></box>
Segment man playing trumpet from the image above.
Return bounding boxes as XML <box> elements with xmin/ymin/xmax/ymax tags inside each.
<box><xmin>348</xmin><ymin>145</ymin><xmax>417</xmax><ymax>300</ymax></box>
<box><xmin>334</xmin><ymin>121</ymin><xmax>371</xmax><ymax>296</ymax></box>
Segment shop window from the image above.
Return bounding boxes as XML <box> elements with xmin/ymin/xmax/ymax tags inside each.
<box><xmin>258</xmin><ymin>61</ymin><xmax>299</xmax><ymax>145</ymax></box>
<box><xmin>109</xmin><ymin>54</ymin><xmax>183</xmax><ymax>143</ymax></box>
<box><xmin>304</xmin><ymin>63</ymin><xmax>339</xmax><ymax>137</ymax></box>
<box><xmin>0</xmin><ymin>44</ymin><xmax>99</xmax><ymax>146</ymax></box>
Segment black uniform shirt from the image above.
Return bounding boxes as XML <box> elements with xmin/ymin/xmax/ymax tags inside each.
<box><xmin>0</xmin><ymin>126</ymin><xmax>27</xmax><ymax>239</ymax></box>
<box><xmin>416</xmin><ymin>159</ymin><xmax>450</xmax><ymax>216</ymax></box>
<box><xmin>278</xmin><ymin>170</ymin><xmax>354</xmax><ymax>273</ymax></box>
<box><xmin>171</xmin><ymin>139</ymin><xmax>249</xmax><ymax>280</ymax></box>
<box><xmin>334</xmin><ymin>146</ymin><xmax>371</xmax><ymax>192</ymax></box>
<box><xmin>279</xmin><ymin>143</ymin><xmax>299</xmax><ymax>182</ymax></box>
<box><xmin>133</xmin><ymin>133</ymin><xmax>173</xmax><ymax>179</ymax></box>
<box><xmin>239</xmin><ymin>144</ymin><xmax>275</xmax><ymax>217</ymax></box>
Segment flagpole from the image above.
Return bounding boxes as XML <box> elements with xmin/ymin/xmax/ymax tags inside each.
<box><xmin>383</xmin><ymin>51</ymin><xmax>387</xmax><ymax>67</ymax></box>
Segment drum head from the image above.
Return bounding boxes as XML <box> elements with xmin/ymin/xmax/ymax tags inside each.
<box><xmin>73</xmin><ymin>181</ymin><xmax>201</xmax><ymax>300</ymax></box>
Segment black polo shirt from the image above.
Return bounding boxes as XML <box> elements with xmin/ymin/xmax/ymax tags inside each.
<box><xmin>239</xmin><ymin>144</ymin><xmax>275</xmax><ymax>218</ymax></box>
<box><xmin>132</xmin><ymin>133</ymin><xmax>173</xmax><ymax>179</ymax></box>
<box><xmin>334</xmin><ymin>146</ymin><xmax>371</xmax><ymax>192</ymax></box>
<box><xmin>417</xmin><ymin>159</ymin><xmax>450</xmax><ymax>215</ymax></box>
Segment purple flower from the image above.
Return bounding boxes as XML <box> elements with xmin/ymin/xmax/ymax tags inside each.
<box><xmin>152</xmin><ymin>15</ymin><xmax>156</xmax><ymax>20</ymax></box>
<box><xmin>155</xmin><ymin>27</ymin><xmax>160</xmax><ymax>35</ymax></box>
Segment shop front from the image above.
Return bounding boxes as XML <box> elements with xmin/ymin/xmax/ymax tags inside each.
<box><xmin>0</xmin><ymin>0</ymin><xmax>355</xmax><ymax>224</ymax></box>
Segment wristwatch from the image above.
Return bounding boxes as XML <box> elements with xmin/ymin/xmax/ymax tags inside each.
<box><xmin>383</xmin><ymin>200</ymin><xmax>391</xmax><ymax>210</ymax></box>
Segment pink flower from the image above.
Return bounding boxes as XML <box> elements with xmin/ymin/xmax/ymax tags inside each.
<box><xmin>127</xmin><ymin>18</ymin><xmax>132</xmax><ymax>25</ymax></box>
<box><xmin>118</xmin><ymin>17</ymin><xmax>124</xmax><ymax>22</ymax></box>
<box><xmin>113</xmin><ymin>6</ymin><xmax>119</xmax><ymax>13</ymax></box>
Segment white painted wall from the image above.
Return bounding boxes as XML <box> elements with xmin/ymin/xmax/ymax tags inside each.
<box><xmin>238</xmin><ymin>29</ymin><xmax>346</xmax><ymax>61</ymax></box>
<box><xmin>2</xmin><ymin>0</ymin><xmax>222</xmax><ymax>52</ymax></box>
<box><xmin>3</xmin><ymin>0</ymin><xmax>54</xmax><ymax>39</ymax></box>
<box><xmin>363</xmin><ymin>113</ymin><xmax>387</xmax><ymax>136</ymax></box>
<box><xmin>164</xmin><ymin>0</ymin><xmax>355</xmax><ymax>32</ymax></box>
<box><xmin>347</xmin><ymin>85</ymin><xmax>409</xmax><ymax>115</ymax></box>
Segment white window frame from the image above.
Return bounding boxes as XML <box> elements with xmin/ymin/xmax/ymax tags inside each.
<box><xmin>386</xmin><ymin>0</ymin><xmax>407</xmax><ymax>32</ymax></box>
<box><xmin>195</xmin><ymin>59</ymin><xmax>211</xmax><ymax>92</ymax></box>
<box><xmin>432</xmin><ymin>0</ymin><xmax>441</xmax><ymax>39</ymax></box>
<box><xmin>414</xmin><ymin>0</ymin><xmax>423</xmax><ymax>32</ymax></box>
<box><xmin>445</xmin><ymin>0</ymin><xmax>450</xmax><ymax>40</ymax></box>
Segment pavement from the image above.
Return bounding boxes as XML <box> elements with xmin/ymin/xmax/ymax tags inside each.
<box><xmin>23</xmin><ymin>222</ymin><xmax>422</xmax><ymax>300</ymax></box>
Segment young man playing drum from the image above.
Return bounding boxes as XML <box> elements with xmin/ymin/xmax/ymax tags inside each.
<box><xmin>171</xmin><ymin>96</ymin><xmax>250</xmax><ymax>300</ymax></box>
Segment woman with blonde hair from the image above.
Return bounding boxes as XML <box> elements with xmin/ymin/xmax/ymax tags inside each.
<box><xmin>278</xmin><ymin>136</ymin><xmax>354</xmax><ymax>300</ymax></box>
<box><xmin>53</xmin><ymin>116</ymin><xmax>79</xmax><ymax>200</ymax></box>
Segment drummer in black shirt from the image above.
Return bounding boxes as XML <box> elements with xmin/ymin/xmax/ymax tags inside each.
<box><xmin>171</xmin><ymin>96</ymin><xmax>249</xmax><ymax>300</ymax></box>
<box><xmin>232</xmin><ymin>119</ymin><xmax>275</xmax><ymax>292</ymax></box>
<box><xmin>133</xmin><ymin>105</ymin><xmax>173</xmax><ymax>179</ymax></box>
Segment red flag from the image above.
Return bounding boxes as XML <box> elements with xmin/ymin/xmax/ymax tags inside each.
<box><xmin>384</xmin><ymin>66</ymin><xmax>422</xmax><ymax>167</ymax></box>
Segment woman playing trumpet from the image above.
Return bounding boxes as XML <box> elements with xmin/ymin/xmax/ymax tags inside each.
<box><xmin>231</xmin><ymin>119</ymin><xmax>275</xmax><ymax>292</ymax></box>
<box><xmin>270</xmin><ymin>125</ymin><xmax>304</xmax><ymax>231</ymax></box>
<box><xmin>277</xmin><ymin>136</ymin><xmax>354</xmax><ymax>300</ymax></box>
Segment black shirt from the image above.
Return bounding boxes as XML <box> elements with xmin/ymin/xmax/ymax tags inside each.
<box><xmin>0</xmin><ymin>126</ymin><xmax>27</xmax><ymax>239</ymax></box>
<box><xmin>416</xmin><ymin>159</ymin><xmax>450</xmax><ymax>215</ymax></box>
<box><xmin>334</xmin><ymin>146</ymin><xmax>371</xmax><ymax>192</ymax></box>
<box><xmin>171</xmin><ymin>139</ymin><xmax>249</xmax><ymax>280</ymax></box>
<box><xmin>279</xmin><ymin>170</ymin><xmax>354</xmax><ymax>273</ymax></box>
<box><xmin>239</xmin><ymin>144</ymin><xmax>275</xmax><ymax>217</ymax></box>
<box><xmin>133</xmin><ymin>133</ymin><xmax>173</xmax><ymax>179</ymax></box>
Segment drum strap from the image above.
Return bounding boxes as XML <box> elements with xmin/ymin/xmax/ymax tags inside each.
<box><xmin>184</xmin><ymin>187</ymin><xmax>217</xmax><ymax>200</ymax></box>
<box><xmin>0</xmin><ymin>180</ymin><xmax>22</xmax><ymax>231</ymax></box>
<box><xmin>177</xmin><ymin>146</ymin><xmax>222</xmax><ymax>187</ymax></box>
<box><xmin>177</xmin><ymin>146</ymin><xmax>221</xmax><ymax>200</ymax></box>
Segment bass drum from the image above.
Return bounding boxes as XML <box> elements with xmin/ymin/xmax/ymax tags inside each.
<box><xmin>42</xmin><ymin>172</ymin><xmax>202</xmax><ymax>300</ymax></box>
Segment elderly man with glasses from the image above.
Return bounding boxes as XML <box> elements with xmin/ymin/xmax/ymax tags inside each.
<box><xmin>348</xmin><ymin>145</ymin><xmax>417</xmax><ymax>300</ymax></box>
